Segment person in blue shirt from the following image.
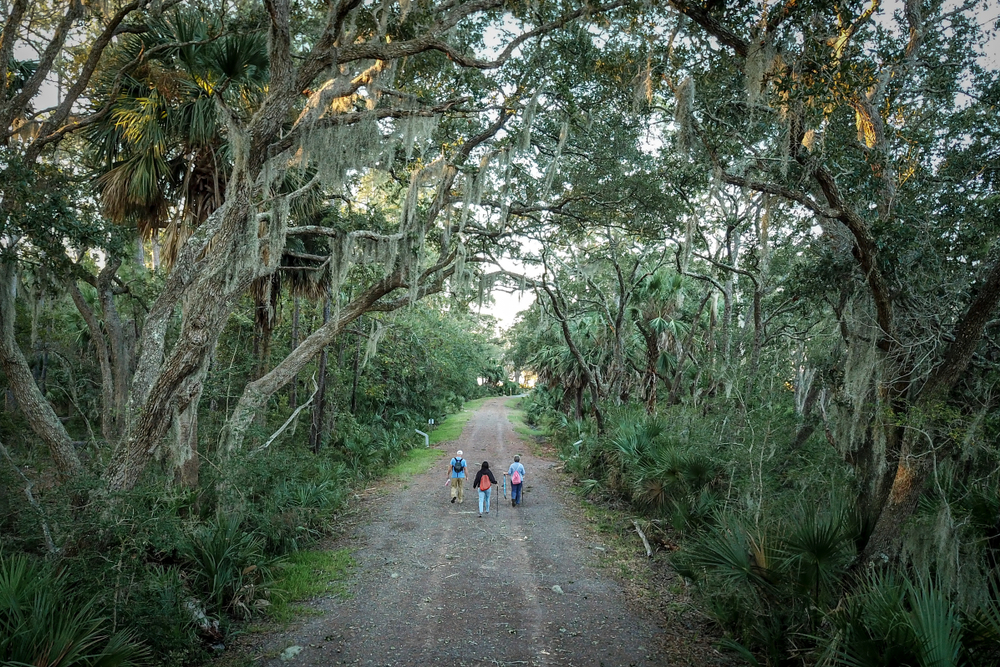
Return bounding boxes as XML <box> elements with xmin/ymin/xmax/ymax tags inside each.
<box><xmin>448</xmin><ymin>450</ymin><xmax>467</xmax><ymax>504</ymax></box>
<box><xmin>507</xmin><ymin>455</ymin><xmax>525</xmax><ymax>507</ymax></box>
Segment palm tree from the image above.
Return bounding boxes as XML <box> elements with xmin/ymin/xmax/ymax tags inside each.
<box><xmin>80</xmin><ymin>11</ymin><xmax>269</xmax><ymax>485</ymax></box>
<box><xmin>84</xmin><ymin>9</ymin><xmax>268</xmax><ymax>264</ymax></box>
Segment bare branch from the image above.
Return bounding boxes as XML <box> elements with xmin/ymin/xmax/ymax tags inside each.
<box><xmin>719</xmin><ymin>172</ymin><xmax>839</xmax><ymax>220</ymax></box>
<box><xmin>666</xmin><ymin>0</ymin><xmax>749</xmax><ymax>58</ymax></box>
<box><xmin>0</xmin><ymin>0</ymin><xmax>29</xmax><ymax>103</ymax></box>
<box><xmin>0</xmin><ymin>0</ymin><xmax>84</xmax><ymax>137</ymax></box>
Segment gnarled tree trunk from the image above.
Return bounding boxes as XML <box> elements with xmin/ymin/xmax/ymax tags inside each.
<box><xmin>0</xmin><ymin>261</ymin><xmax>84</xmax><ymax>480</ymax></box>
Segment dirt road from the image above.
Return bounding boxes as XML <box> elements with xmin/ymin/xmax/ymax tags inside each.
<box><xmin>259</xmin><ymin>397</ymin><xmax>664</xmax><ymax>666</ymax></box>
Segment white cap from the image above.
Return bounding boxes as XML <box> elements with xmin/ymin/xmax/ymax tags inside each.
<box><xmin>456</xmin><ymin>450</ymin><xmax>463</xmax><ymax>456</ymax></box>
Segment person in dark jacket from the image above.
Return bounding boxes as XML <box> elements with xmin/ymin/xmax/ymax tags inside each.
<box><xmin>472</xmin><ymin>461</ymin><xmax>498</xmax><ymax>518</ymax></box>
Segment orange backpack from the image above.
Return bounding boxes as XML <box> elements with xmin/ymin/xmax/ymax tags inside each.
<box><xmin>479</xmin><ymin>473</ymin><xmax>491</xmax><ymax>491</ymax></box>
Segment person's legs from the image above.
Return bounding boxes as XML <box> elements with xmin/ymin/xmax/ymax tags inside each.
<box><xmin>512</xmin><ymin>482</ymin><xmax>522</xmax><ymax>505</ymax></box>
<box><xmin>478</xmin><ymin>489</ymin><xmax>485</xmax><ymax>515</ymax></box>
<box><xmin>484</xmin><ymin>487</ymin><xmax>491</xmax><ymax>513</ymax></box>
<box><xmin>450</xmin><ymin>477</ymin><xmax>459</xmax><ymax>502</ymax></box>
<box><xmin>457</xmin><ymin>478</ymin><xmax>464</xmax><ymax>503</ymax></box>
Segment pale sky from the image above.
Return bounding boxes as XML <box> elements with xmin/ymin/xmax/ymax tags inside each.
<box><xmin>481</xmin><ymin>286</ymin><xmax>535</xmax><ymax>331</ymax></box>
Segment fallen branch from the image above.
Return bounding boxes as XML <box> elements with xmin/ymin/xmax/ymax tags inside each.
<box><xmin>632</xmin><ymin>519</ymin><xmax>653</xmax><ymax>558</ymax></box>
<box><xmin>252</xmin><ymin>375</ymin><xmax>318</xmax><ymax>456</ymax></box>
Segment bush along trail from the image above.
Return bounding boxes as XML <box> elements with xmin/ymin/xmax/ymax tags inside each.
<box><xmin>246</xmin><ymin>397</ymin><xmax>685</xmax><ymax>667</ymax></box>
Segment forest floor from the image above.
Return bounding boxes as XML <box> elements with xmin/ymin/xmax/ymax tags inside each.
<box><xmin>233</xmin><ymin>397</ymin><xmax>733</xmax><ymax>667</ymax></box>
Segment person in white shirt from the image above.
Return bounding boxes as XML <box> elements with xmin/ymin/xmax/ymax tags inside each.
<box><xmin>447</xmin><ymin>450</ymin><xmax>467</xmax><ymax>504</ymax></box>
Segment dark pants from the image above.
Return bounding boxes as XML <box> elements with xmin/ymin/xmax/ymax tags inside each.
<box><xmin>511</xmin><ymin>482</ymin><xmax>522</xmax><ymax>505</ymax></box>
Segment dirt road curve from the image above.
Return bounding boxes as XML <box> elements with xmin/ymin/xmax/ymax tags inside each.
<box><xmin>260</xmin><ymin>398</ymin><xmax>664</xmax><ymax>666</ymax></box>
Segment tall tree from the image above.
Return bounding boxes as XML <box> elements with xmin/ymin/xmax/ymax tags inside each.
<box><xmin>1</xmin><ymin>0</ymin><xmax>631</xmax><ymax>492</ymax></box>
<box><xmin>651</xmin><ymin>0</ymin><xmax>1000</xmax><ymax>561</ymax></box>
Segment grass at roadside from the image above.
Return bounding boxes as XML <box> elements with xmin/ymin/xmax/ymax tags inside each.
<box><xmin>505</xmin><ymin>396</ymin><xmax>546</xmax><ymax>447</ymax></box>
<box><xmin>389</xmin><ymin>446</ymin><xmax>443</xmax><ymax>478</ymax></box>
<box><xmin>429</xmin><ymin>397</ymin><xmax>490</xmax><ymax>444</ymax></box>
<box><xmin>387</xmin><ymin>397</ymin><xmax>492</xmax><ymax>481</ymax></box>
<box><xmin>268</xmin><ymin>549</ymin><xmax>355</xmax><ymax>623</ymax></box>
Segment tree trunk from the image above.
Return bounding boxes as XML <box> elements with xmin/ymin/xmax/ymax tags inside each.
<box><xmin>99</xmin><ymin>266</ymin><xmax>133</xmax><ymax>440</ymax></box>
<box><xmin>635</xmin><ymin>321</ymin><xmax>659</xmax><ymax>414</ymax></box>
<box><xmin>860</xmin><ymin>451</ymin><xmax>927</xmax><ymax>563</ymax></box>
<box><xmin>309</xmin><ymin>297</ymin><xmax>330</xmax><ymax>453</ymax></box>
<box><xmin>0</xmin><ymin>261</ymin><xmax>84</xmax><ymax>480</ymax></box>
<box><xmin>860</xmin><ymin>253</ymin><xmax>1000</xmax><ymax>563</ymax></box>
<box><xmin>290</xmin><ymin>297</ymin><xmax>300</xmax><ymax>408</ymax></box>
<box><xmin>105</xmin><ymin>175</ymin><xmax>274</xmax><ymax>491</ymax></box>
<box><xmin>69</xmin><ymin>282</ymin><xmax>116</xmax><ymax>441</ymax></box>
<box><xmin>170</xmin><ymin>354</ymin><xmax>209</xmax><ymax>488</ymax></box>
<box><xmin>68</xmin><ymin>259</ymin><xmax>132</xmax><ymax>441</ymax></box>
<box><xmin>172</xmin><ymin>387</ymin><xmax>204</xmax><ymax>488</ymax></box>
<box><xmin>349</xmin><ymin>327</ymin><xmax>363</xmax><ymax>415</ymax></box>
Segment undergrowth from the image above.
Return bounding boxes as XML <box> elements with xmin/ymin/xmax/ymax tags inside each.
<box><xmin>0</xmin><ymin>394</ymin><xmax>493</xmax><ymax>666</ymax></box>
<box><xmin>524</xmin><ymin>389</ymin><xmax>1000</xmax><ymax>667</ymax></box>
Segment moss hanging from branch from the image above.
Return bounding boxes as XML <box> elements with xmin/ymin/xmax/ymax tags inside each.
<box><xmin>745</xmin><ymin>35</ymin><xmax>776</xmax><ymax>105</ymax></box>
<box><xmin>632</xmin><ymin>54</ymin><xmax>653</xmax><ymax>111</ymax></box>
<box><xmin>519</xmin><ymin>89</ymin><xmax>541</xmax><ymax>152</ymax></box>
<box><xmin>674</xmin><ymin>77</ymin><xmax>696</xmax><ymax>155</ymax></box>
<box><xmin>541</xmin><ymin>121</ymin><xmax>569</xmax><ymax>199</ymax></box>
<box><xmin>361</xmin><ymin>318</ymin><xmax>387</xmax><ymax>368</ymax></box>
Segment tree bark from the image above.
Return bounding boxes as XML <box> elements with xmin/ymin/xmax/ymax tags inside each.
<box><xmin>0</xmin><ymin>261</ymin><xmax>84</xmax><ymax>480</ymax></box>
<box><xmin>861</xmin><ymin>253</ymin><xmax>1000</xmax><ymax>563</ymax></box>
<box><xmin>171</xmin><ymin>375</ymin><xmax>205</xmax><ymax>488</ymax></box>
<box><xmin>309</xmin><ymin>297</ymin><xmax>330</xmax><ymax>453</ymax></box>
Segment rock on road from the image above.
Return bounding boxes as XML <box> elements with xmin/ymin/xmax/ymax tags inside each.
<box><xmin>260</xmin><ymin>397</ymin><xmax>663</xmax><ymax>667</ymax></box>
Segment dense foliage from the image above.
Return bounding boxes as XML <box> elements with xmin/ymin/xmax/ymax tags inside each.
<box><xmin>502</xmin><ymin>0</ymin><xmax>1000</xmax><ymax>662</ymax></box>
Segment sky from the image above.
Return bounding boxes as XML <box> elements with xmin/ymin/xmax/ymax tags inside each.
<box><xmin>481</xmin><ymin>286</ymin><xmax>535</xmax><ymax>331</ymax></box>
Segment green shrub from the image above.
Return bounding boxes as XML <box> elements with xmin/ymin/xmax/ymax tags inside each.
<box><xmin>118</xmin><ymin>566</ymin><xmax>206</xmax><ymax>667</ymax></box>
<box><xmin>180</xmin><ymin>515</ymin><xmax>274</xmax><ymax>620</ymax></box>
<box><xmin>0</xmin><ymin>552</ymin><xmax>149</xmax><ymax>666</ymax></box>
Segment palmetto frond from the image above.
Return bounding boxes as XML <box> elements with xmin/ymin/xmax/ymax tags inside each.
<box><xmin>782</xmin><ymin>508</ymin><xmax>854</xmax><ymax>604</ymax></box>
<box><xmin>84</xmin><ymin>8</ymin><xmax>267</xmax><ymax>257</ymax></box>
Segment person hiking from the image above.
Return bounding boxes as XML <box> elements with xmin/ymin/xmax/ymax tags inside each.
<box><xmin>507</xmin><ymin>455</ymin><xmax>525</xmax><ymax>507</ymax></box>
<box><xmin>472</xmin><ymin>461</ymin><xmax>498</xmax><ymax>518</ymax></box>
<box><xmin>448</xmin><ymin>450</ymin><xmax>467</xmax><ymax>504</ymax></box>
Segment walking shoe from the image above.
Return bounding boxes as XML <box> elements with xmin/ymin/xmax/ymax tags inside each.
<box><xmin>478</xmin><ymin>513</ymin><xmax>482</xmax><ymax>518</ymax></box>
<box><xmin>512</xmin><ymin>499</ymin><xmax>516</xmax><ymax>507</ymax></box>
<box><xmin>451</xmin><ymin>497</ymin><xmax>455</xmax><ymax>503</ymax></box>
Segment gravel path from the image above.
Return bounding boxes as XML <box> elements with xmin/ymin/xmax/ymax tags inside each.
<box><xmin>259</xmin><ymin>397</ymin><xmax>664</xmax><ymax>667</ymax></box>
